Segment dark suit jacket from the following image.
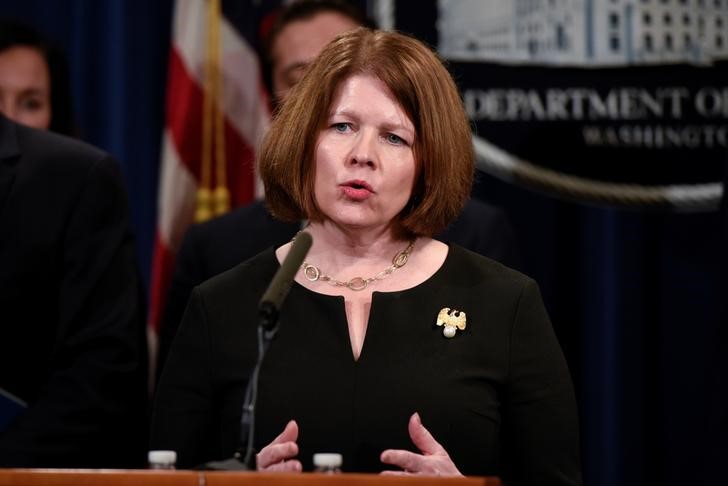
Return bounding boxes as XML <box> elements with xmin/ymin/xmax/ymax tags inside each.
<box><xmin>157</xmin><ymin>199</ymin><xmax>521</xmax><ymax>379</ymax></box>
<box><xmin>0</xmin><ymin>115</ymin><xmax>148</xmax><ymax>467</ymax></box>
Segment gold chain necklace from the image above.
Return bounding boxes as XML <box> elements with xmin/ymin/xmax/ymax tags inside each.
<box><xmin>296</xmin><ymin>236</ymin><xmax>415</xmax><ymax>291</ymax></box>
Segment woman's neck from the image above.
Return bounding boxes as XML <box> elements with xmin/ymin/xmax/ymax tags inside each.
<box><xmin>277</xmin><ymin>221</ymin><xmax>446</xmax><ymax>302</ymax></box>
<box><xmin>302</xmin><ymin>221</ymin><xmax>412</xmax><ymax>272</ymax></box>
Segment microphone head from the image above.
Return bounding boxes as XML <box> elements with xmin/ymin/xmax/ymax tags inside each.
<box><xmin>258</xmin><ymin>231</ymin><xmax>313</xmax><ymax>330</ymax></box>
<box><xmin>287</xmin><ymin>230</ymin><xmax>313</xmax><ymax>264</ymax></box>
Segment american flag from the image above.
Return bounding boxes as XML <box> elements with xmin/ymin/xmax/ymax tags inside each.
<box><xmin>149</xmin><ymin>0</ymin><xmax>279</xmax><ymax>349</ymax></box>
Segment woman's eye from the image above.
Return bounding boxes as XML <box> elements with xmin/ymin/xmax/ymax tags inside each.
<box><xmin>333</xmin><ymin>123</ymin><xmax>350</xmax><ymax>133</ymax></box>
<box><xmin>20</xmin><ymin>98</ymin><xmax>43</xmax><ymax>111</ymax></box>
<box><xmin>386</xmin><ymin>133</ymin><xmax>406</xmax><ymax>145</ymax></box>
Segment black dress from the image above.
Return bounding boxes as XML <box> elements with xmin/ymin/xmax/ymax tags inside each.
<box><xmin>156</xmin><ymin>198</ymin><xmax>523</xmax><ymax>381</ymax></box>
<box><xmin>151</xmin><ymin>245</ymin><xmax>581</xmax><ymax>485</ymax></box>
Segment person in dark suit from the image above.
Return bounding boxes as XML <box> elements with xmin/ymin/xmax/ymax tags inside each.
<box><xmin>156</xmin><ymin>0</ymin><xmax>521</xmax><ymax>380</ymax></box>
<box><xmin>0</xmin><ymin>113</ymin><xmax>148</xmax><ymax>467</ymax></box>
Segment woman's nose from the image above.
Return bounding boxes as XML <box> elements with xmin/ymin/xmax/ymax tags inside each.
<box><xmin>349</xmin><ymin>131</ymin><xmax>377</xmax><ymax>168</ymax></box>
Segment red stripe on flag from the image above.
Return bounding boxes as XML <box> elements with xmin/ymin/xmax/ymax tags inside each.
<box><xmin>164</xmin><ymin>48</ymin><xmax>203</xmax><ymax>180</ymax></box>
<box><xmin>166</xmin><ymin>48</ymin><xmax>257</xmax><ymax>206</ymax></box>
<box><xmin>149</xmin><ymin>234</ymin><xmax>175</xmax><ymax>333</ymax></box>
<box><xmin>149</xmin><ymin>47</ymin><xmax>260</xmax><ymax>333</ymax></box>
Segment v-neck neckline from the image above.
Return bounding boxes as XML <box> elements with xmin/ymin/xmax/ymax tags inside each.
<box><xmin>282</xmin><ymin>244</ymin><xmax>454</xmax><ymax>363</ymax></box>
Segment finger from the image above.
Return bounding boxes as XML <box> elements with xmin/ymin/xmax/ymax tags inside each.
<box><xmin>270</xmin><ymin>420</ymin><xmax>298</xmax><ymax>445</ymax></box>
<box><xmin>380</xmin><ymin>470</ymin><xmax>411</xmax><ymax>476</ymax></box>
<box><xmin>257</xmin><ymin>441</ymin><xmax>299</xmax><ymax>469</ymax></box>
<box><xmin>265</xmin><ymin>459</ymin><xmax>303</xmax><ymax>473</ymax></box>
<box><xmin>408</xmin><ymin>412</ymin><xmax>446</xmax><ymax>456</ymax></box>
<box><xmin>380</xmin><ymin>449</ymin><xmax>423</xmax><ymax>472</ymax></box>
<box><xmin>267</xmin><ymin>441</ymin><xmax>300</xmax><ymax>463</ymax></box>
<box><xmin>256</xmin><ymin>421</ymin><xmax>299</xmax><ymax>469</ymax></box>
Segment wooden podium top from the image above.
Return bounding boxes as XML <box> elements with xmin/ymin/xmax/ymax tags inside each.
<box><xmin>0</xmin><ymin>469</ymin><xmax>500</xmax><ymax>486</ymax></box>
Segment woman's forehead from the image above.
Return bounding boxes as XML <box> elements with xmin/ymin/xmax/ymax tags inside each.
<box><xmin>326</xmin><ymin>74</ymin><xmax>414</xmax><ymax>131</ymax></box>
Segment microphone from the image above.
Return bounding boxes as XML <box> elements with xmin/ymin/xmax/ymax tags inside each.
<box><xmin>259</xmin><ymin>231</ymin><xmax>312</xmax><ymax>331</ymax></box>
<box><xmin>201</xmin><ymin>232</ymin><xmax>313</xmax><ymax>471</ymax></box>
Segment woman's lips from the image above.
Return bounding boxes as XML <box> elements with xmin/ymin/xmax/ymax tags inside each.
<box><xmin>340</xmin><ymin>180</ymin><xmax>374</xmax><ymax>201</ymax></box>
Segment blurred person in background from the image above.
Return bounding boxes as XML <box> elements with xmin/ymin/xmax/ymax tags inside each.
<box><xmin>0</xmin><ymin>19</ymin><xmax>76</xmax><ymax>135</ymax></box>
<box><xmin>0</xmin><ymin>20</ymin><xmax>147</xmax><ymax>467</ymax></box>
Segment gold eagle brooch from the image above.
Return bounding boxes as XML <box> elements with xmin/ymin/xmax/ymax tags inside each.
<box><xmin>436</xmin><ymin>307</ymin><xmax>467</xmax><ymax>338</ymax></box>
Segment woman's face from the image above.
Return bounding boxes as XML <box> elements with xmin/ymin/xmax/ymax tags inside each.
<box><xmin>0</xmin><ymin>46</ymin><xmax>51</xmax><ymax>130</ymax></box>
<box><xmin>313</xmin><ymin>74</ymin><xmax>416</xmax><ymax>234</ymax></box>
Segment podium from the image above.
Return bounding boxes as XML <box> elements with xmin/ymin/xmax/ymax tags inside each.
<box><xmin>0</xmin><ymin>470</ymin><xmax>500</xmax><ymax>486</ymax></box>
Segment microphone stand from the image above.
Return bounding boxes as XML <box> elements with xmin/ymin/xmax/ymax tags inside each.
<box><xmin>198</xmin><ymin>302</ymin><xmax>281</xmax><ymax>470</ymax></box>
<box><xmin>199</xmin><ymin>231</ymin><xmax>311</xmax><ymax>471</ymax></box>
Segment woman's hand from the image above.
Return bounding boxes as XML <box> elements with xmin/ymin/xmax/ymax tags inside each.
<box><xmin>255</xmin><ymin>420</ymin><xmax>302</xmax><ymax>472</ymax></box>
<box><xmin>380</xmin><ymin>412</ymin><xmax>463</xmax><ymax>477</ymax></box>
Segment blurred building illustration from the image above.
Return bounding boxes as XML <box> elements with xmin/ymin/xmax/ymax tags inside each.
<box><xmin>438</xmin><ymin>0</ymin><xmax>728</xmax><ymax>65</ymax></box>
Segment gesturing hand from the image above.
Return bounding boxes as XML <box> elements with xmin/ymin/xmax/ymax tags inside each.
<box><xmin>380</xmin><ymin>412</ymin><xmax>463</xmax><ymax>477</ymax></box>
<box><xmin>255</xmin><ymin>420</ymin><xmax>302</xmax><ymax>472</ymax></box>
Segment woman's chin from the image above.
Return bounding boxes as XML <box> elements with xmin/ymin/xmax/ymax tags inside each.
<box><xmin>321</xmin><ymin>204</ymin><xmax>404</xmax><ymax>230</ymax></box>
<box><xmin>323</xmin><ymin>215</ymin><xmax>389</xmax><ymax>233</ymax></box>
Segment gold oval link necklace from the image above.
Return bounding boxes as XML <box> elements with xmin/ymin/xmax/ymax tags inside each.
<box><xmin>296</xmin><ymin>235</ymin><xmax>415</xmax><ymax>291</ymax></box>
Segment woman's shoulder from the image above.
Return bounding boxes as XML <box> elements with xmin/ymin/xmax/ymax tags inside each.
<box><xmin>430</xmin><ymin>243</ymin><xmax>542</xmax><ymax>310</ymax></box>
<box><xmin>396</xmin><ymin>243</ymin><xmax>539</xmax><ymax>315</ymax></box>
<box><xmin>445</xmin><ymin>243</ymin><xmax>533</xmax><ymax>288</ymax></box>
<box><xmin>196</xmin><ymin>247</ymin><xmax>279</xmax><ymax>300</ymax></box>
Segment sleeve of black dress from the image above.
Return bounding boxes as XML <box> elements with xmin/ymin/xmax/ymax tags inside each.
<box><xmin>0</xmin><ymin>156</ymin><xmax>147</xmax><ymax>467</ymax></box>
<box><xmin>151</xmin><ymin>287</ymin><xmax>216</xmax><ymax>469</ymax></box>
<box><xmin>500</xmin><ymin>279</ymin><xmax>582</xmax><ymax>486</ymax></box>
<box><xmin>157</xmin><ymin>225</ymin><xmax>205</xmax><ymax>381</ymax></box>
